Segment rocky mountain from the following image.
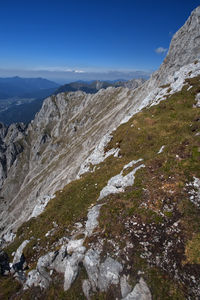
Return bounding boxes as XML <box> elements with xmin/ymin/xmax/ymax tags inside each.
<box><xmin>0</xmin><ymin>6</ymin><xmax>200</xmax><ymax>299</ymax></box>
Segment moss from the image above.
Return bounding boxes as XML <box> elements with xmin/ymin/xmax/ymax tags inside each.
<box><xmin>146</xmin><ymin>268</ymin><xmax>185</xmax><ymax>300</ymax></box>
<box><xmin>0</xmin><ymin>276</ymin><xmax>22</xmax><ymax>299</ymax></box>
<box><xmin>184</xmin><ymin>233</ymin><xmax>200</xmax><ymax>264</ymax></box>
<box><xmin>160</xmin><ymin>83</ymin><xmax>170</xmax><ymax>89</ymax></box>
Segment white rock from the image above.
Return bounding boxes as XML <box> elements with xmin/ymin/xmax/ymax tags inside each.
<box><xmin>83</xmin><ymin>249</ymin><xmax>100</xmax><ymax>290</ymax></box>
<box><xmin>2</xmin><ymin>231</ymin><xmax>16</xmax><ymax>243</ymax></box>
<box><xmin>78</xmin><ymin>134</ymin><xmax>120</xmax><ymax>177</ymax></box>
<box><xmin>99</xmin><ymin>164</ymin><xmax>145</xmax><ymax>200</ymax></box>
<box><xmin>82</xmin><ymin>279</ymin><xmax>92</xmax><ymax>299</ymax></box>
<box><xmin>122</xmin><ymin>277</ymin><xmax>152</xmax><ymax>300</ymax></box>
<box><xmin>98</xmin><ymin>257</ymin><xmax>123</xmax><ymax>291</ymax></box>
<box><xmin>64</xmin><ymin>252</ymin><xmax>84</xmax><ymax>291</ymax></box>
<box><xmin>30</xmin><ymin>194</ymin><xmax>55</xmax><ymax>219</ymax></box>
<box><xmin>123</xmin><ymin>159</ymin><xmax>143</xmax><ymax>170</ymax></box>
<box><xmin>195</xmin><ymin>93</ymin><xmax>200</xmax><ymax>107</ymax></box>
<box><xmin>85</xmin><ymin>204</ymin><xmax>103</xmax><ymax>236</ymax></box>
<box><xmin>67</xmin><ymin>239</ymin><xmax>85</xmax><ymax>254</ymax></box>
<box><xmin>189</xmin><ymin>177</ymin><xmax>200</xmax><ymax>208</ymax></box>
<box><xmin>158</xmin><ymin>145</ymin><xmax>165</xmax><ymax>154</ymax></box>
<box><xmin>120</xmin><ymin>275</ymin><xmax>132</xmax><ymax>298</ymax></box>
<box><xmin>13</xmin><ymin>240</ymin><xmax>29</xmax><ymax>264</ymax></box>
<box><xmin>24</xmin><ymin>269</ymin><xmax>49</xmax><ymax>290</ymax></box>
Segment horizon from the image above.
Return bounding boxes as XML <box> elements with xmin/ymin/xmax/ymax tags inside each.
<box><xmin>0</xmin><ymin>0</ymin><xmax>199</xmax><ymax>82</ymax></box>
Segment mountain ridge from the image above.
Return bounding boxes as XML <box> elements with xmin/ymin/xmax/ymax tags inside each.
<box><xmin>55</xmin><ymin>78</ymin><xmax>146</xmax><ymax>95</ymax></box>
<box><xmin>0</xmin><ymin>76</ymin><xmax>59</xmax><ymax>98</ymax></box>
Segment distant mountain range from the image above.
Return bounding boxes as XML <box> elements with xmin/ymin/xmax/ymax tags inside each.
<box><xmin>0</xmin><ymin>98</ymin><xmax>44</xmax><ymax>125</ymax></box>
<box><xmin>0</xmin><ymin>78</ymin><xmax>146</xmax><ymax>125</ymax></box>
<box><xmin>55</xmin><ymin>78</ymin><xmax>146</xmax><ymax>94</ymax></box>
<box><xmin>0</xmin><ymin>77</ymin><xmax>59</xmax><ymax>125</ymax></box>
<box><xmin>0</xmin><ymin>76</ymin><xmax>59</xmax><ymax>99</ymax></box>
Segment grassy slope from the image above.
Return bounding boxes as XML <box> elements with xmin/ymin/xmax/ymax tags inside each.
<box><xmin>1</xmin><ymin>76</ymin><xmax>200</xmax><ymax>299</ymax></box>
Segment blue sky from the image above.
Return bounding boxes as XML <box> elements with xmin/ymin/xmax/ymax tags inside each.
<box><xmin>0</xmin><ymin>0</ymin><xmax>199</xmax><ymax>82</ymax></box>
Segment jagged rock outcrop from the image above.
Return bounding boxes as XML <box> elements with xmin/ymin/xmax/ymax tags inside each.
<box><xmin>153</xmin><ymin>6</ymin><xmax>200</xmax><ymax>85</ymax></box>
<box><xmin>116</xmin><ymin>78</ymin><xmax>146</xmax><ymax>89</ymax></box>
<box><xmin>0</xmin><ymin>122</ymin><xmax>26</xmax><ymax>189</ymax></box>
<box><xmin>55</xmin><ymin>78</ymin><xmax>146</xmax><ymax>95</ymax></box>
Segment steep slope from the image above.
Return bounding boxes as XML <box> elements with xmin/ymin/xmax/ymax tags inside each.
<box><xmin>0</xmin><ymin>5</ymin><xmax>200</xmax><ymax>300</ymax></box>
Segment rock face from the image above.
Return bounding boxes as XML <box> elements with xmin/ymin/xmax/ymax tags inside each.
<box><xmin>122</xmin><ymin>278</ymin><xmax>152</xmax><ymax>300</ymax></box>
<box><xmin>153</xmin><ymin>6</ymin><xmax>200</xmax><ymax>85</ymax></box>
<box><xmin>117</xmin><ymin>78</ymin><xmax>146</xmax><ymax>89</ymax></box>
<box><xmin>0</xmin><ymin>122</ymin><xmax>26</xmax><ymax>189</ymax></box>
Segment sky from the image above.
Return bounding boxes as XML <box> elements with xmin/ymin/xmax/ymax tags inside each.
<box><xmin>0</xmin><ymin>0</ymin><xmax>199</xmax><ymax>83</ymax></box>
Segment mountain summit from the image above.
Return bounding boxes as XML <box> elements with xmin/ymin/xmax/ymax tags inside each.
<box><xmin>153</xmin><ymin>5</ymin><xmax>200</xmax><ymax>85</ymax></box>
<box><xmin>0</xmin><ymin>6</ymin><xmax>200</xmax><ymax>299</ymax></box>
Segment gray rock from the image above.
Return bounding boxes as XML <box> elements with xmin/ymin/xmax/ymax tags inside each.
<box><xmin>12</xmin><ymin>240</ymin><xmax>29</xmax><ymax>264</ymax></box>
<box><xmin>24</xmin><ymin>269</ymin><xmax>49</xmax><ymax>290</ymax></box>
<box><xmin>63</xmin><ymin>251</ymin><xmax>84</xmax><ymax>291</ymax></box>
<box><xmin>85</xmin><ymin>204</ymin><xmax>102</xmax><ymax>236</ymax></box>
<box><xmin>98</xmin><ymin>257</ymin><xmax>123</xmax><ymax>292</ymax></box>
<box><xmin>83</xmin><ymin>249</ymin><xmax>100</xmax><ymax>290</ymax></box>
<box><xmin>82</xmin><ymin>279</ymin><xmax>92</xmax><ymax>300</ymax></box>
<box><xmin>98</xmin><ymin>164</ymin><xmax>145</xmax><ymax>200</ymax></box>
<box><xmin>188</xmin><ymin>177</ymin><xmax>200</xmax><ymax>208</ymax></box>
<box><xmin>195</xmin><ymin>93</ymin><xmax>200</xmax><ymax>107</ymax></box>
<box><xmin>122</xmin><ymin>277</ymin><xmax>152</xmax><ymax>300</ymax></box>
<box><xmin>120</xmin><ymin>275</ymin><xmax>132</xmax><ymax>298</ymax></box>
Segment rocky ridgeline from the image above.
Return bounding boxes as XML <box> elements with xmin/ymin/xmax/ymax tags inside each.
<box><xmin>152</xmin><ymin>6</ymin><xmax>200</xmax><ymax>85</ymax></box>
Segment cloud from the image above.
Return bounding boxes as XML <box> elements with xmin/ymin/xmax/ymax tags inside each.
<box><xmin>74</xmin><ymin>70</ymin><xmax>85</xmax><ymax>73</ymax></box>
<box><xmin>155</xmin><ymin>47</ymin><xmax>168</xmax><ymax>54</ymax></box>
<box><xmin>33</xmin><ymin>66</ymin><xmax>85</xmax><ymax>73</ymax></box>
<box><xmin>0</xmin><ymin>67</ymin><xmax>152</xmax><ymax>84</ymax></box>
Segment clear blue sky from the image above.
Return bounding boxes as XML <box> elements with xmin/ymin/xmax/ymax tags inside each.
<box><xmin>0</xmin><ymin>0</ymin><xmax>199</xmax><ymax>80</ymax></box>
